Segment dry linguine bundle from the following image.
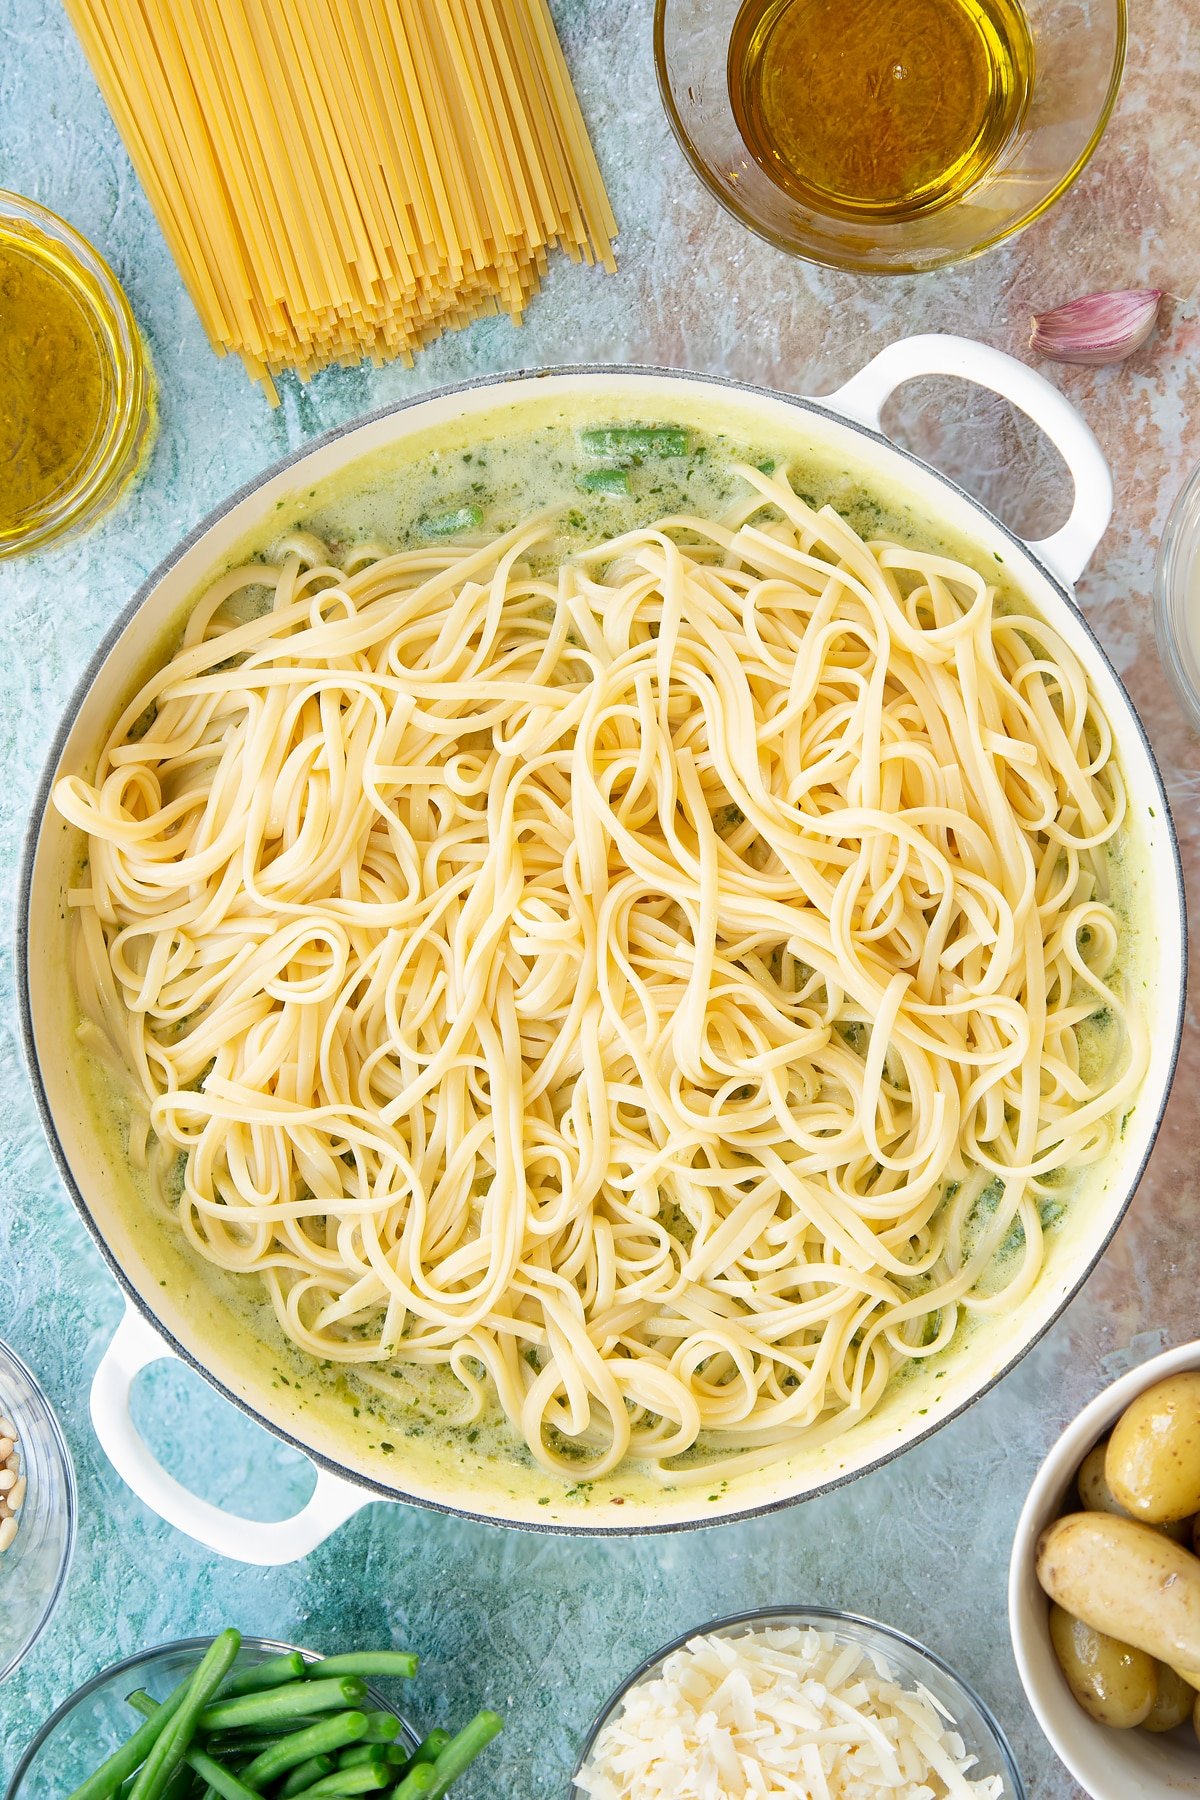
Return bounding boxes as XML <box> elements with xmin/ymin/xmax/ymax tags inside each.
<box><xmin>56</xmin><ymin>467</ymin><xmax>1145</xmax><ymax>1480</ymax></box>
<box><xmin>62</xmin><ymin>0</ymin><xmax>616</xmax><ymax>397</ymax></box>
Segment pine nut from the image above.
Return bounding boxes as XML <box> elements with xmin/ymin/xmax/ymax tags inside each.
<box><xmin>0</xmin><ymin>1411</ymin><xmax>23</xmax><ymax>1548</ymax></box>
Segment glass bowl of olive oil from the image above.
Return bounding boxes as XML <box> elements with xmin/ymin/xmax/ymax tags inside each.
<box><xmin>654</xmin><ymin>0</ymin><xmax>1125</xmax><ymax>272</ymax></box>
<box><xmin>0</xmin><ymin>193</ymin><xmax>154</xmax><ymax>558</ymax></box>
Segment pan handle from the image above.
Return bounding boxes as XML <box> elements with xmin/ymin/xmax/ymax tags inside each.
<box><xmin>90</xmin><ymin>1301</ymin><xmax>373</xmax><ymax>1565</ymax></box>
<box><xmin>820</xmin><ymin>334</ymin><xmax>1114</xmax><ymax>591</ymax></box>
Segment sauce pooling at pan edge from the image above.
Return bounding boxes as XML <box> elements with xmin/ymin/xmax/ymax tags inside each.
<box><xmin>57</xmin><ymin>417</ymin><xmax>1143</xmax><ymax>1488</ymax></box>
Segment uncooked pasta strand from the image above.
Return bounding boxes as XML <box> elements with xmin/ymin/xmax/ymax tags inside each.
<box><xmin>59</xmin><ymin>0</ymin><xmax>616</xmax><ymax>395</ymax></box>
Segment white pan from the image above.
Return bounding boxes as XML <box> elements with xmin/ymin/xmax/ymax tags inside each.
<box><xmin>17</xmin><ymin>335</ymin><xmax>1187</xmax><ymax>1563</ymax></box>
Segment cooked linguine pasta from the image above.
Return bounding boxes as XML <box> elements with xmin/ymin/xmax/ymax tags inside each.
<box><xmin>55</xmin><ymin>465</ymin><xmax>1145</xmax><ymax>1480</ymax></box>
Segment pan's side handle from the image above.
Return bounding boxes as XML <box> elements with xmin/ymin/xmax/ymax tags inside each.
<box><xmin>90</xmin><ymin>1302</ymin><xmax>372</xmax><ymax>1565</ymax></box>
<box><xmin>821</xmin><ymin>334</ymin><xmax>1114</xmax><ymax>591</ymax></box>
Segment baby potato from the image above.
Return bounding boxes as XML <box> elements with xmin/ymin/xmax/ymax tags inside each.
<box><xmin>1143</xmin><ymin>1662</ymin><xmax>1195</xmax><ymax>1732</ymax></box>
<box><xmin>1107</xmin><ymin>1373</ymin><xmax>1200</xmax><ymax>1523</ymax></box>
<box><xmin>1078</xmin><ymin>1441</ymin><xmax>1122</xmax><ymax>1513</ymax></box>
<box><xmin>1048</xmin><ymin>1605</ymin><xmax>1157</xmax><ymax>1727</ymax></box>
<box><xmin>1036</xmin><ymin>1513</ymin><xmax>1200</xmax><ymax>1670</ymax></box>
<box><xmin>1077</xmin><ymin>1440</ymin><xmax>1193</xmax><ymax>1542</ymax></box>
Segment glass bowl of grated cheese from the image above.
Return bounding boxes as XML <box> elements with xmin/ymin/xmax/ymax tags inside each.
<box><xmin>570</xmin><ymin>1607</ymin><xmax>1025</xmax><ymax>1800</ymax></box>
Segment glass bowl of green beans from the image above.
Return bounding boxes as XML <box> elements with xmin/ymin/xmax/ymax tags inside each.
<box><xmin>4</xmin><ymin>1636</ymin><xmax>461</xmax><ymax>1800</ymax></box>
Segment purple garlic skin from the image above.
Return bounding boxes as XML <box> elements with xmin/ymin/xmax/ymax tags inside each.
<box><xmin>1030</xmin><ymin>289</ymin><xmax>1164</xmax><ymax>366</ymax></box>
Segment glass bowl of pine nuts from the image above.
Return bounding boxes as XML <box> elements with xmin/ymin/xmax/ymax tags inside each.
<box><xmin>0</xmin><ymin>1339</ymin><xmax>75</xmax><ymax>1681</ymax></box>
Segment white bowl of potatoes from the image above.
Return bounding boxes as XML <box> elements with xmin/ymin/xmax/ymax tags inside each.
<box><xmin>1010</xmin><ymin>1342</ymin><xmax>1200</xmax><ymax>1798</ymax></box>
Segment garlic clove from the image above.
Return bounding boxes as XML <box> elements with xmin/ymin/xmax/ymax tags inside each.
<box><xmin>1029</xmin><ymin>289</ymin><xmax>1164</xmax><ymax>366</ymax></box>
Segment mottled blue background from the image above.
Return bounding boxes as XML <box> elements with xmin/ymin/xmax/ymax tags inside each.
<box><xmin>2</xmin><ymin>0</ymin><xmax>1200</xmax><ymax>1795</ymax></box>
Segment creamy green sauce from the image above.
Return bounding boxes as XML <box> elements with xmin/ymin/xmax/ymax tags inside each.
<box><xmin>68</xmin><ymin>394</ymin><xmax>1145</xmax><ymax>1504</ymax></box>
<box><xmin>232</xmin><ymin>396</ymin><xmax>1022</xmax><ymax>582</ymax></box>
<box><xmin>293</xmin><ymin>427</ymin><xmax>904</xmax><ymax>559</ymax></box>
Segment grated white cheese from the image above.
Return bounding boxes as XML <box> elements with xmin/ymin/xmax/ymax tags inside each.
<box><xmin>575</xmin><ymin>1627</ymin><xmax>1008</xmax><ymax>1800</ymax></box>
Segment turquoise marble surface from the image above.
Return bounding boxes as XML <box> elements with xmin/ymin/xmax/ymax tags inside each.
<box><xmin>2</xmin><ymin>1</ymin><xmax>1200</xmax><ymax>1796</ymax></box>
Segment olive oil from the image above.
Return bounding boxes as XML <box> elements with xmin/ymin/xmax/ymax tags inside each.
<box><xmin>0</xmin><ymin>230</ymin><xmax>107</xmax><ymax>535</ymax></box>
<box><xmin>728</xmin><ymin>0</ymin><xmax>1035</xmax><ymax>220</ymax></box>
<box><xmin>0</xmin><ymin>195</ymin><xmax>153</xmax><ymax>558</ymax></box>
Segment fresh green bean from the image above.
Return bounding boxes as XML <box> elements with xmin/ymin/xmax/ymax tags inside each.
<box><xmin>580</xmin><ymin>427</ymin><xmax>688</xmax><ymax>461</ymax></box>
<box><xmin>135</xmin><ymin>1714</ymin><xmax>250</xmax><ymax>1763</ymax></box>
<box><xmin>390</xmin><ymin>1766</ymin><xmax>435</xmax><ymax>1800</ymax></box>
<box><xmin>279</xmin><ymin>1759</ymin><xmax>336</xmax><ymax>1799</ymax></box>
<box><xmin>423</xmin><ymin>1713</ymin><xmax>502</xmax><ymax>1800</ymax></box>
<box><xmin>336</xmin><ymin>1748</ymin><xmax>379</xmax><ymax>1771</ymax></box>
<box><xmin>126</xmin><ymin>1689</ymin><xmax>262</xmax><ymax>1800</ymax></box>
<box><xmin>286</xmin><ymin>1763</ymin><xmax>390</xmax><ymax>1799</ymax></box>
<box><xmin>66</xmin><ymin>1636</ymin><xmax>496</xmax><ymax>1800</ymax></box>
<box><xmin>578</xmin><ymin>468</ymin><xmax>630</xmax><ymax>496</ymax></box>
<box><xmin>357</xmin><ymin>1714</ymin><xmax>403</xmax><ymax>1744</ymax></box>
<box><xmin>220</xmin><ymin>1655</ymin><xmax>307</xmax><ymax>1698</ymax></box>
<box><xmin>200</xmin><ymin>1737</ymin><xmax>281</xmax><ymax>1760</ymax></box>
<box><xmin>241</xmin><ymin>1711</ymin><xmax>370</xmax><ymax>1785</ymax></box>
<box><xmin>65</xmin><ymin>1683</ymin><xmax>193</xmax><ymax>1800</ymax></box>
<box><xmin>337</xmin><ymin>1746</ymin><xmax>407</xmax><ymax>1770</ymax></box>
<box><xmin>205</xmin><ymin>1723</ymin><xmax>339</xmax><ymax>1758</ymax></box>
<box><xmin>416</xmin><ymin>506</ymin><xmax>482</xmax><ymax>538</ymax></box>
<box><xmin>312</xmin><ymin>1653</ymin><xmax>418</xmax><ymax>1681</ymax></box>
<box><xmin>407</xmin><ymin>1732</ymin><xmax>450</xmax><ymax>1769</ymax></box>
<box><xmin>247</xmin><ymin>1723</ymin><xmax>387</xmax><ymax>1761</ymax></box>
<box><xmin>129</xmin><ymin>1630</ymin><xmax>243</xmax><ymax>1800</ymax></box>
<box><xmin>201</xmin><ymin>1728</ymin><xmax>277</xmax><ymax>1756</ymax></box>
<box><xmin>200</xmin><ymin>1679</ymin><xmax>366</xmax><ymax>1733</ymax></box>
<box><xmin>183</xmin><ymin>1751</ymin><xmax>261</xmax><ymax>1800</ymax></box>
